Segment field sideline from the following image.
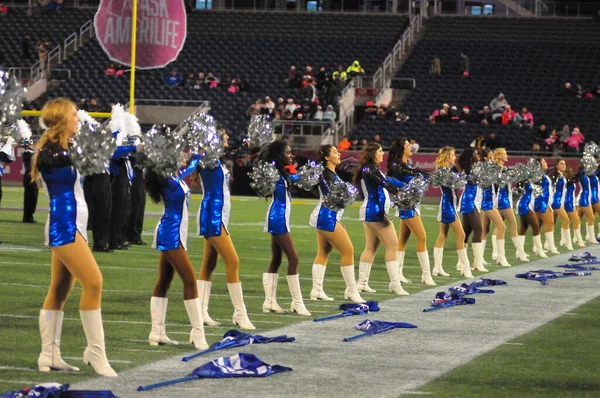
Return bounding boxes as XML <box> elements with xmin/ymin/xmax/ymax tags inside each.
<box><xmin>0</xmin><ymin>187</ymin><xmax>598</xmax><ymax>397</ymax></box>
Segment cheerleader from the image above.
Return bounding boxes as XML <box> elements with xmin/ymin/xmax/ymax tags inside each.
<box><xmin>309</xmin><ymin>145</ymin><xmax>356</xmax><ymax>302</ymax></box>
<box><xmin>493</xmin><ymin>148</ymin><xmax>529</xmax><ymax>261</ymax></box>
<box><xmin>456</xmin><ymin>148</ymin><xmax>486</xmax><ymax>274</ymax></box>
<box><xmin>261</xmin><ymin>140</ymin><xmax>311</xmax><ymax>315</ymax></box>
<box><xmin>534</xmin><ymin>158</ymin><xmax>560</xmax><ymax>254</ymax></box>
<box><xmin>576</xmin><ymin>162</ymin><xmax>597</xmax><ymax>245</ymax></box>
<box><xmin>354</xmin><ymin>142</ymin><xmax>408</xmax><ymax>296</ymax></box>
<box><xmin>550</xmin><ymin>159</ymin><xmax>574</xmax><ymax>251</ymax></box>
<box><xmin>564</xmin><ymin>166</ymin><xmax>586</xmax><ymax>247</ymax></box>
<box><xmin>590</xmin><ymin>161</ymin><xmax>600</xmax><ymax>240</ymax></box>
<box><xmin>145</xmin><ymin>153</ymin><xmax>208</xmax><ymax>350</ymax></box>
<box><xmin>195</xmin><ymin>133</ymin><xmax>255</xmax><ymax>330</ymax></box>
<box><xmin>431</xmin><ymin>146</ymin><xmax>473</xmax><ymax>278</ymax></box>
<box><xmin>479</xmin><ymin>149</ymin><xmax>511</xmax><ymax>267</ymax></box>
<box><xmin>387</xmin><ymin>137</ymin><xmax>436</xmax><ymax>286</ymax></box>
<box><xmin>515</xmin><ymin>166</ymin><xmax>547</xmax><ymax>258</ymax></box>
<box><xmin>30</xmin><ymin>98</ymin><xmax>116</xmax><ymax>377</ymax></box>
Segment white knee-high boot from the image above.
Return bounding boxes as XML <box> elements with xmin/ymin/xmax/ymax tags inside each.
<box><xmin>417</xmin><ymin>251</ymin><xmax>436</xmax><ymax>285</ymax></box>
<box><xmin>386</xmin><ymin>261</ymin><xmax>409</xmax><ymax>295</ymax></box>
<box><xmin>532</xmin><ymin>235</ymin><xmax>548</xmax><ymax>258</ymax></box>
<box><xmin>457</xmin><ymin>248</ymin><xmax>474</xmax><ymax>279</ymax></box>
<box><xmin>491</xmin><ymin>235</ymin><xmax>498</xmax><ymax>260</ymax></box>
<box><xmin>356</xmin><ymin>262</ymin><xmax>377</xmax><ymax>293</ymax></box>
<box><xmin>262</xmin><ymin>273</ymin><xmax>286</xmax><ymax>313</ymax></box>
<box><xmin>545</xmin><ymin>231</ymin><xmax>560</xmax><ymax>254</ymax></box>
<box><xmin>38</xmin><ymin>310</ymin><xmax>80</xmax><ymax>372</ymax></box>
<box><xmin>471</xmin><ymin>242</ymin><xmax>488</xmax><ymax>272</ymax></box>
<box><xmin>184</xmin><ymin>298</ymin><xmax>209</xmax><ymax>350</ymax></box>
<box><xmin>432</xmin><ymin>247</ymin><xmax>450</xmax><ymax>276</ymax></box>
<box><xmin>481</xmin><ymin>239</ymin><xmax>489</xmax><ymax>266</ymax></box>
<box><xmin>586</xmin><ymin>225</ymin><xmax>598</xmax><ymax>244</ymax></box>
<box><xmin>80</xmin><ymin>309</ymin><xmax>117</xmax><ymax>377</ymax></box>
<box><xmin>574</xmin><ymin>228</ymin><xmax>586</xmax><ymax>247</ymax></box>
<box><xmin>340</xmin><ymin>265</ymin><xmax>365</xmax><ymax>303</ymax></box>
<box><xmin>496</xmin><ymin>239</ymin><xmax>511</xmax><ymax>267</ymax></box>
<box><xmin>198</xmin><ymin>280</ymin><xmax>220</xmax><ymax>327</ymax></box>
<box><xmin>517</xmin><ymin>235</ymin><xmax>530</xmax><ymax>257</ymax></box>
<box><xmin>149</xmin><ymin>297</ymin><xmax>179</xmax><ymax>346</ymax></box>
<box><xmin>310</xmin><ymin>264</ymin><xmax>334</xmax><ymax>301</ymax></box>
<box><xmin>397</xmin><ymin>251</ymin><xmax>411</xmax><ymax>283</ymax></box>
<box><xmin>286</xmin><ymin>274</ymin><xmax>311</xmax><ymax>316</ymax></box>
<box><xmin>228</xmin><ymin>282</ymin><xmax>256</xmax><ymax>330</ymax></box>
<box><xmin>512</xmin><ymin>236</ymin><xmax>529</xmax><ymax>262</ymax></box>
<box><xmin>457</xmin><ymin>243</ymin><xmax>468</xmax><ymax>270</ymax></box>
<box><xmin>559</xmin><ymin>228</ymin><xmax>566</xmax><ymax>246</ymax></box>
<box><xmin>564</xmin><ymin>228</ymin><xmax>574</xmax><ymax>250</ymax></box>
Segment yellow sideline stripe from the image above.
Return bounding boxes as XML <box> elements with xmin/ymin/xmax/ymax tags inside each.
<box><xmin>22</xmin><ymin>110</ymin><xmax>112</xmax><ymax>119</ymax></box>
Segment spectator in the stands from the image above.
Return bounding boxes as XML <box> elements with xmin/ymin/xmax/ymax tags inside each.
<box><xmin>165</xmin><ymin>70</ymin><xmax>183</xmax><ymax>86</ymax></box>
<box><xmin>332</xmin><ymin>66</ymin><xmax>347</xmax><ymax>85</ymax></box>
<box><xmin>205</xmin><ymin>72</ymin><xmax>219</xmax><ymax>88</ymax></box>
<box><xmin>228</xmin><ymin>79</ymin><xmax>240</xmax><ymax>93</ymax></box>
<box><xmin>376</xmin><ymin>106</ymin><xmax>387</xmax><ymax>119</ymax></box>
<box><xmin>88</xmin><ymin>98</ymin><xmax>100</xmax><ymax>113</ymax></box>
<box><xmin>78</xmin><ymin>98</ymin><xmax>88</xmax><ymax>111</ymax></box>
<box><xmin>22</xmin><ymin>34</ymin><xmax>32</xmax><ymax>60</ymax></box>
<box><xmin>0</xmin><ymin>2</ymin><xmax>7</xmax><ymax>15</ymax></box>
<box><xmin>115</xmin><ymin>64</ymin><xmax>125</xmax><ymax>76</ymax></box>
<box><xmin>36</xmin><ymin>40</ymin><xmax>48</xmax><ymax>62</ymax></box>
<box><xmin>287</xmin><ymin>66</ymin><xmax>301</xmax><ymax>89</ymax></box>
<box><xmin>449</xmin><ymin>106</ymin><xmax>460</xmax><ymax>121</ymax></box>
<box><xmin>536</xmin><ymin>124</ymin><xmax>549</xmax><ymax>144</ymax></box>
<box><xmin>360</xmin><ymin>138</ymin><xmax>368</xmax><ymax>150</ymax></box>
<box><xmin>323</xmin><ymin>105</ymin><xmax>336</xmax><ymax>121</ymax></box>
<box><xmin>106</xmin><ymin>63</ymin><xmax>116</xmax><ymax>76</ymax></box>
<box><xmin>264</xmin><ymin>96</ymin><xmax>275</xmax><ymax>116</ymax></box>
<box><xmin>305</xmin><ymin>65</ymin><xmax>315</xmax><ymax>79</ymax></box>
<box><xmin>501</xmin><ymin>105</ymin><xmax>516</xmax><ymax>125</ymax></box>
<box><xmin>486</xmin><ymin>133</ymin><xmax>501</xmax><ymax>150</ymax></box>
<box><xmin>285</xmin><ymin>98</ymin><xmax>297</xmax><ymax>114</ymax></box>
<box><xmin>429</xmin><ymin>56</ymin><xmax>441</xmax><ymax>75</ymax></box>
<box><xmin>373</xmin><ymin>134</ymin><xmax>383</xmax><ymax>147</ymax></box>
<box><xmin>313</xmin><ymin>105</ymin><xmax>323</xmax><ymax>120</ymax></box>
<box><xmin>564</xmin><ymin>126</ymin><xmax>585</xmax><ymax>152</ymax></box>
<box><xmin>558</xmin><ymin>124</ymin><xmax>570</xmax><ymax>149</ymax></box>
<box><xmin>460</xmin><ymin>52</ymin><xmax>470</xmax><ymax>76</ymax></box>
<box><xmin>315</xmin><ymin>67</ymin><xmax>326</xmax><ymax>88</ymax></box>
<box><xmin>564</xmin><ymin>82</ymin><xmax>574</xmax><ymax>96</ymax></box>
<box><xmin>434</xmin><ymin>108</ymin><xmax>449</xmax><ymax>123</ymax></box>
<box><xmin>395</xmin><ymin>112</ymin><xmax>409</xmax><ymax>123</ymax></box>
<box><xmin>338</xmin><ymin>136</ymin><xmax>351</xmax><ymax>151</ymax></box>
<box><xmin>490</xmin><ymin>93</ymin><xmax>508</xmax><ymax>122</ymax></box>
<box><xmin>276</xmin><ymin>97</ymin><xmax>285</xmax><ymax>114</ymax></box>
<box><xmin>350</xmin><ymin>139</ymin><xmax>360</xmax><ymax>151</ymax></box>
<box><xmin>544</xmin><ymin>129</ymin><xmax>559</xmax><ymax>151</ymax></box>
<box><xmin>459</xmin><ymin>106</ymin><xmax>475</xmax><ymax>123</ymax></box>
<box><xmin>575</xmin><ymin>84</ymin><xmax>586</xmax><ymax>99</ymax></box>
<box><xmin>520</xmin><ymin>107</ymin><xmax>534</xmax><ymax>128</ymax></box>
<box><xmin>593</xmin><ymin>85</ymin><xmax>600</xmax><ymax>97</ymax></box>
<box><xmin>479</xmin><ymin>106</ymin><xmax>492</xmax><ymax>125</ymax></box>
<box><xmin>346</xmin><ymin>60</ymin><xmax>365</xmax><ymax>77</ymax></box>
<box><xmin>532</xmin><ymin>143</ymin><xmax>541</xmax><ymax>152</ymax></box>
<box><xmin>409</xmin><ymin>139</ymin><xmax>419</xmax><ymax>154</ymax></box>
<box><xmin>307</xmin><ymin>79</ymin><xmax>318</xmax><ymax>103</ymax></box>
<box><xmin>471</xmin><ymin>135</ymin><xmax>485</xmax><ymax>149</ymax></box>
<box><xmin>185</xmin><ymin>73</ymin><xmax>196</xmax><ymax>88</ymax></box>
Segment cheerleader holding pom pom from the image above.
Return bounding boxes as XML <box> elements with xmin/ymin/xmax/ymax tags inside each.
<box><xmin>550</xmin><ymin>159</ymin><xmax>574</xmax><ymax>251</ymax></box>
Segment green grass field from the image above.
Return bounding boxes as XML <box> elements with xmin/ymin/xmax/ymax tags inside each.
<box><xmin>0</xmin><ymin>186</ymin><xmax>598</xmax><ymax>396</ymax></box>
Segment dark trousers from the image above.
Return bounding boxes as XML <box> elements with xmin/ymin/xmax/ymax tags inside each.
<box><xmin>22</xmin><ymin>173</ymin><xmax>39</xmax><ymax>222</ymax></box>
<box><xmin>110</xmin><ymin>163</ymin><xmax>130</xmax><ymax>247</ymax></box>
<box><xmin>84</xmin><ymin>173</ymin><xmax>112</xmax><ymax>248</ymax></box>
<box><xmin>0</xmin><ymin>175</ymin><xmax>3</xmax><ymax>208</ymax></box>
<box><xmin>125</xmin><ymin>168</ymin><xmax>146</xmax><ymax>242</ymax></box>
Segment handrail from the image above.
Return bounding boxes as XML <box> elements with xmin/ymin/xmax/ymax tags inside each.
<box><xmin>64</xmin><ymin>32</ymin><xmax>78</xmax><ymax>58</ymax></box>
<box><xmin>136</xmin><ymin>98</ymin><xmax>211</xmax><ymax>106</ymax></box>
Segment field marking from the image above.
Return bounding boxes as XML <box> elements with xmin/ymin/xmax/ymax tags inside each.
<box><xmin>502</xmin><ymin>342</ymin><xmax>525</xmax><ymax>346</ymax></box>
<box><xmin>118</xmin><ymin>349</ymin><xmax>167</xmax><ymax>353</ymax></box>
<box><xmin>63</xmin><ymin>357</ymin><xmax>132</xmax><ymax>364</ymax></box>
<box><xmin>0</xmin><ymin>380</ymin><xmax>43</xmax><ymax>385</ymax></box>
<box><xmin>0</xmin><ymin>366</ymin><xmax>38</xmax><ymax>372</ymax></box>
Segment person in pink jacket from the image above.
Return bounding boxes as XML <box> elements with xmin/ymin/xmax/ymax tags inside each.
<box><xmin>520</xmin><ymin>107</ymin><xmax>534</xmax><ymax>128</ymax></box>
<box><xmin>564</xmin><ymin>127</ymin><xmax>585</xmax><ymax>151</ymax></box>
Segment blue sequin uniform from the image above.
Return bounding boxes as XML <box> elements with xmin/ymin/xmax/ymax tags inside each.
<box><xmin>359</xmin><ymin>165</ymin><xmax>403</xmax><ymax>222</ymax></box>
<box><xmin>534</xmin><ymin>175</ymin><xmax>552</xmax><ymax>213</ymax></box>
<box><xmin>197</xmin><ymin>160</ymin><xmax>231</xmax><ymax>237</ymax></box>
<box><xmin>551</xmin><ymin>174</ymin><xmax>566</xmax><ymax>210</ymax></box>
<box><xmin>517</xmin><ymin>182</ymin><xmax>534</xmax><ymax>216</ymax></box>
<box><xmin>265</xmin><ymin>174</ymin><xmax>300</xmax><ymax>235</ymax></box>
<box><xmin>310</xmin><ymin>169</ymin><xmax>343</xmax><ymax>232</ymax></box>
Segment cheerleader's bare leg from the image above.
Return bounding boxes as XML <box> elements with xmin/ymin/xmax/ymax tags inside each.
<box><xmin>44</xmin><ymin>233</ymin><xmax>116</xmax><ymax>376</ymax></box>
<box><xmin>524</xmin><ymin>211</ymin><xmax>547</xmax><ymax>257</ymax></box>
<box><xmin>396</xmin><ymin>220</ymin><xmax>412</xmax><ymax>283</ymax></box>
<box><xmin>555</xmin><ymin>207</ymin><xmax>573</xmax><ymax>250</ymax></box>
<box><xmin>569</xmin><ymin>210</ymin><xmax>585</xmax><ymax>247</ymax></box>
<box><xmin>315</xmin><ymin>222</ymin><xmax>357</xmax><ymax>298</ymax></box>
<box><xmin>463</xmin><ymin>210</ymin><xmax>486</xmax><ymax>272</ymax></box>
<box><xmin>485</xmin><ymin>208</ymin><xmax>510</xmax><ymax>266</ymax></box>
<box><xmin>538</xmin><ymin>207</ymin><xmax>559</xmax><ymax>253</ymax></box>
<box><xmin>481</xmin><ymin>212</ymin><xmax>492</xmax><ymax>265</ymax></box>
<box><xmin>433</xmin><ymin>222</ymin><xmax>450</xmax><ymax>277</ymax></box>
<box><xmin>365</xmin><ymin>219</ymin><xmax>408</xmax><ymax>296</ymax></box>
<box><xmin>578</xmin><ymin>206</ymin><xmax>597</xmax><ymax>244</ymax></box>
<box><xmin>593</xmin><ymin>203</ymin><xmax>600</xmax><ymax>239</ymax></box>
<box><xmin>501</xmin><ymin>208</ymin><xmax>528</xmax><ymax>261</ymax></box>
<box><xmin>404</xmin><ymin>215</ymin><xmax>435</xmax><ymax>285</ymax></box>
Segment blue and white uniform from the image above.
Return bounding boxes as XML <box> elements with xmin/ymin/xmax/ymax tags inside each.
<box><xmin>481</xmin><ymin>186</ymin><xmax>495</xmax><ymax>211</ymax></box>
<box><xmin>197</xmin><ymin>160</ymin><xmax>231</xmax><ymax>238</ymax></box>
<box><xmin>496</xmin><ymin>179</ymin><xmax>512</xmax><ymax>210</ymax></box>
<box><xmin>265</xmin><ymin>173</ymin><xmax>300</xmax><ymax>235</ymax></box>
<box><xmin>516</xmin><ymin>182</ymin><xmax>534</xmax><ymax>216</ymax></box>
<box><xmin>534</xmin><ymin>174</ymin><xmax>553</xmax><ymax>213</ymax></box>
<box><xmin>551</xmin><ymin>173</ymin><xmax>566</xmax><ymax>210</ymax></box>
<box><xmin>438</xmin><ymin>186</ymin><xmax>458</xmax><ymax>223</ymax></box>
<box><xmin>309</xmin><ymin>168</ymin><xmax>343</xmax><ymax>232</ymax></box>
<box><xmin>590</xmin><ymin>170</ymin><xmax>599</xmax><ymax>205</ymax></box>
<box><xmin>359</xmin><ymin>165</ymin><xmax>403</xmax><ymax>222</ymax></box>
<box><xmin>459</xmin><ymin>172</ymin><xmax>482</xmax><ymax>214</ymax></box>
<box><xmin>152</xmin><ymin>155</ymin><xmax>199</xmax><ymax>251</ymax></box>
<box><xmin>37</xmin><ymin>143</ymin><xmax>88</xmax><ymax>246</ymax></box>
<box><xmin>577</xmin><ymin>171</ymin><xmax>591</xmax><ymax>207</ymax></box>
<box><xmin>564</xmin><ymin>179</ymin><xmax>576</xmax><ymax>212</ymax></box>
<box><xmin>387</xmin><ymin>162</ymin><xmax>425</xmax><ymax>219</ymax></box>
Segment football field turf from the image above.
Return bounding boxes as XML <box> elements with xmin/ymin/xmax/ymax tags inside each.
<box><xmin>0</xmin><ymin>186</ymin><xmax>598</xmax><ymax>396</ymax></box>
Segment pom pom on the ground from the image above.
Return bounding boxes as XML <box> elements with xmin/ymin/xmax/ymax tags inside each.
<box><xmin>246</xmin><ymin>115</ymin><xmax>274</xmax><ymax>149</ymax></box>
<box><xmin>69</xmin><ymin>122</ymin><xmax>116</xmax><ymax>176</ymax></box>
<box><xmin>391</xmin><ymin>174</ymin><xmax>429</xmax><ymax>211</ymax></box>
<box><xmin>141</xmin><ymin>125</ymin><xmax>185</xmax><ymax>177</ymax></box>
<box><xmin>581</xmin><ymin>153</ymin><xmax>597</xmax><ymax>176</ymax></box>
<box><xmin>323</xmin><ymin>179</ymin><xmax>358</xmax><ymax>212</ymax></box>
<box><xmin>296</xmin><ymin>161</ymin><xmax>324</xmax><ymax>191</ymax></box>
<box><xmin>248</xmin><ymin>161</ymin><xmax>279</xmax><ymax>199</ymax></box>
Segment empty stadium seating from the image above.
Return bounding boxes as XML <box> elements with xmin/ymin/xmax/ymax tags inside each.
<box><xmin>352</xmin><ymin>17</ymin><xmax>600</xmax><ymax>151</ymax></box>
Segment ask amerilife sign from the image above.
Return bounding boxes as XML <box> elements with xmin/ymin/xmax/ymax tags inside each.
<box><xmin>94</xmin><ymin>0</ymin><xmax>187</xmax><ymax>69</ymax></box>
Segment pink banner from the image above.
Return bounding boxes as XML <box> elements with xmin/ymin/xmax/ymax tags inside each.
<box><xmin>1</xmin><ymin>146</ymin><xmax>26</xmax><ymax>183</ymax></box>
<box><xmin>95</xmin><ymin>0</ymin><xmax>187</xmax><ymax>69</ymax></box>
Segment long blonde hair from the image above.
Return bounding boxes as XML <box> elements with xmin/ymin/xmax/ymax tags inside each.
<box><xmin>30</xmin><ymin>98</ymin><xmax>76</xmax><ymax>182</ymax></box>
<box><xmin>493</xmin><ymin>148</ymin><xmax>506</xmax><ymax>165</ymax></box>
<box><xmin>435</xmin><ymin>146</ymin><xmax>455</xmax><ymax>170</ymax></box>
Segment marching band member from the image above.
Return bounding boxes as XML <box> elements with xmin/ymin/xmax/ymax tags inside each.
<box><xmin>261</xmin><ymin>140</ymin><xmax>311</xmax><ymax>316</ymax></box>
<box><xmin>387</xmin><ymin>137</ymin><xmax>436</xmax><ymax>285</ymax></box>
<box><xmin>534</xmin><ymin>158</ymin><xmax>559</xmax><ymax>254</ymax></box>
<box><xmin>31</xmin><ymin>98</ymin><xmax>116</xmax><ymax>377</ymax></box>
<box><xmin>354</xmin><ymin>142</ymin><xmax>408</xmax><ymax>297</ymax></box>
<box><xmin>550</xmin><ymin>159</ymin><xmax>573</xmax><ymax>250</ymax></box>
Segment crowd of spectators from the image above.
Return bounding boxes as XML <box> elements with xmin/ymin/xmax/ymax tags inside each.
<box><xmin>428</xmin><ymin>52</ymin><xmax>470</xmax><ymax>76</ymax></box>
<box><xmin>105</xmin><ymin>63</ymin><xmax>126</xmax><ymax>77</ymax></box>
<box><xmin>564</xmin><ymin>82</ymin><xmax>600</xmax><ymax>99</ymax></box>
<box><xmin>532</xmin><ymin>124</ymin><xmax>586</xmax><ymax>153</ymax></box>
<box><xmin>364</xmin><ymin>101</ymin><xmax>409</xmax><ymax>123</ymax></box>
<box><xmin>163</xmin><ymin>70</ymin><xmax>247</xmax><ymax>92</ymax></box>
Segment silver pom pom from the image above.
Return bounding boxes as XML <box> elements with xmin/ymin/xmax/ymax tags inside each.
<box><xmin>248</xmin><ymin>161</ymin><xmax>280</xmax><ymax>199</ymax></box>
<box><xmin>323</xmin><ymin>179</ymin><xmax>358</xmax><ymax>212</ymax></box>
<box><xmin>498</xmin><ymin>167</ymin><xmax>515</xmax><ymax>188</ymax></box>
<box><xmin>583</xmin><ymin>142</ymin><xmax>600</xmax><ymax>157</ymax></box>
<box><xmin>511</xmin><ymin>163</ymin><xmax>529</xmax><ymax>183</ymax></box>
<box><xmin>532</xmin><ymin>184</ymin><xmax>543</xmax><ymax>197</ymax></box>
<box><xmin>69</xmin><ymin>122</ymin><xmax>117</xmax><ymax>176</ymax></box>
<box><xmin>185</xmin><ymin>113</ymin><xmax>224</xmax><ymax>169</ymax></box>
<box><xmin>431</xmin><ymin>167</ymin><xmax>466</xmax><ymax>190</ymax></box>
<box><xmin>581</xmin><ymin>154</ymin><xmax>597</xmax><ymax>176</ymax></box>
<box><xmin>391</xmin><ymin>174</ymin><xmax>429</xmax><ymax>211</ymax></box>
<box><xmin>247</xmin><ymin>115</ymin><xmax>274</xmax><ymax>149</ymax></box>
<box><xmin>296</xmin><ymin>161</ymin><xmax>324</xmax><ymax>191</ymax></box>
<box><xmin>0</xmin><ymin>71</ymin><xmax>25</xmax><ymax>126</ymax></box>
<box><xmin>526</xmin><ymin>158</ymin><xmax>544</xmax><ymax>183</ymax></box>
<box><xmin>470</xmin><ymin>161</ymin><xmax>498</xmax><ymax>189</ymax></box>
<box><xmin>141</xmin><ymin>125</ymin><xmax>185</xmax><ymax>177</ymax></box>
<box><xmin>512</xmin><ymin>184</ymin><xmax>525</xmax><ymax>203</ymax></box>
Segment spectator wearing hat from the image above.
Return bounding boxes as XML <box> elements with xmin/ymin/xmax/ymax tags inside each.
<box><xmin>287</xmin><ymin>66</ymin><xmax>301</xmax><ymax>89</ymax></box>
<box><xmin>490</xmin><ymin>93</ymin><xmax>508</xmax><ymax>122</ymax></box>
<box><xmin>564</xmin><ymin>127</ymin><xmax>585</xmax><ymax>152</ymax></box>
<box><xmin>323</xmin><ymin>105</ymin><xmax>336</xmax><ymax>122</ymax></box>
<box><xmin>285</xmin><ymin>98</ymin><xmax>297</xmax><ymax>114</ymax></box>
<box><xmin>459</xmin><ymin>106</ymin><xmax>475</xmax><ymax>123</ymax></box>
<box><xmin>479</xmin><ymin>106</ymin><xmax>493</xmax><ymax>125</ymax></box>
<box><xmin>346</xmin><ymin>60</ymin><xmax>365</xmax><ymax>77</ymax></box>
<box><xmin>276</xmin><ymin>97</ymin><xmax>285</xmax><ymax>114</ymax></box>
<box><xmin>449</xmin><ymin>105</ymin><xmax>460</xmax><ymax>121</ymax></box>
<box><xmin>305</xmin><ymin>65</ymin><xmax>315</xmax><ymax>79</ymax></box>
<box><xmin>264</xmin><ymin>96</ymin><xmax>275</xmax><ymax>116</ymax></box>
<box><xmin>501</xmin><ymin>105</ymin><xmax>516</xmax><ymax>125</ymax></box>
<box><xmin>313</xmin><ymin>105</ymin><xmax>323</xmax><ymax>120</ymax></box>
<box><xmin>228</xmin><ymin>78</ymin><xmax>240</xmax><ymax>93</ymax></box>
